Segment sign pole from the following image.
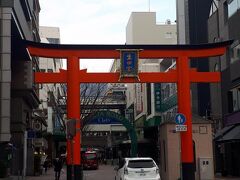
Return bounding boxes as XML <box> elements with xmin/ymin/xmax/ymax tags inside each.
<box><xmin>179</xmin><ymin>132</ymin><xmax>182</xmax><ymax>180</ymax></box>
<box><xmin>177</xmin><ymin>56</ymin><xmax>195</xmax><ymax>180</ymax></box>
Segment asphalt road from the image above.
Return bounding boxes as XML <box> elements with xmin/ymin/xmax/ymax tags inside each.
<box><xmin>25</xmin><ymin>165</ymin><xmax>115</xmax><ymax>180</ymax></box>
<box><xmin>83</xmin><ymin>165</ymin><xmax>116</xmax><ymax>180</ymax></box>
<box><xmin>21</xmin><ymin>165</ymin><xmax>240</xmax><ymax>180</ymax></box>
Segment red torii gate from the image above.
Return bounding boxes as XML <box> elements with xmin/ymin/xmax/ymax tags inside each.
<box><xmin>25</xmin><ymin>40</ymin><xmax>231</xmax><ymax>180</ymax></box>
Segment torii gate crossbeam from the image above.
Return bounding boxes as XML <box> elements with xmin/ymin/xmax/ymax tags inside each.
<box><xmin>25</xmin><ymin>40</ymin><xmax>232</xmax><ymax>180</ymax></box>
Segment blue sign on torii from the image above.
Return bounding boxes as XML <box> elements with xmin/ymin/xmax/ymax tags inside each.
<box><xmin>120</xmin><ymin>50</ymin><xmax>139</xmax><ymax>79</ymax></box>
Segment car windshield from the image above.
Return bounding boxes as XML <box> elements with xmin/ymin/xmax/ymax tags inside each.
<box><xmin>127</xmin><ymin>160</ymin><xmax>155</xmax><ymax>168</ymax></box>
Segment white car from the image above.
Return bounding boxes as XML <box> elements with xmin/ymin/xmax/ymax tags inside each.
<box><xmin>115</xmin><ymin>157</ymin><xmax>161</xmax><ymax>180</ymax></box>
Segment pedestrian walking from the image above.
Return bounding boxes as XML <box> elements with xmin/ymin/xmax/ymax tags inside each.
<box><xmin>53</xmin><ymin>157</ymin><xmax>63</xmax><ymax>180</ymax></box>
<box><xmin>43</xmin><ymin>159</ymin><xmax>48</xmax><ymax>174</ymax></box>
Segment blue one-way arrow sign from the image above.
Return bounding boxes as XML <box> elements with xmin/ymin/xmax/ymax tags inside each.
<box><xmin>175</xmin><ymin>113</ymin><xmax>186</xmax><ymax>125</ymax></box>
<box><xmin>175</xmin><ymin>113</ymin><xmax>187</xmax><ymax>132</ymax></box>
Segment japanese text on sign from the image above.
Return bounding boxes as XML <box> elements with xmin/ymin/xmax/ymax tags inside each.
<box><xmin>120</xmin><ymin>50</ymin><xmax>139</xmax><ymax>78</ymax></box>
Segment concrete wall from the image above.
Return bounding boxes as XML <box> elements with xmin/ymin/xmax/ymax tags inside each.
<box><xmin>39</xmin><ymin>26</ymin><xmax>60</xmax><ymax>40</ymax></box>
<box><xmin>159</xmin><ymin>123</ymin><xmax>214</xmax><ymax>180</ymax></box>
<box><xmin>193</xmin><ymin>124</ymin><xmax>214</xmax><ymax>180</ymax></box>
<box><xmin>0</xmin><ymin>7</ymin><xmax>12</xmax><ymax>142</ymax></box>
<box><xmin>176</xmin><ymin>0</ymin><xmax>187</xmax><ymax>44</ymax></box>
<box><xmin>159</xmin><ymin>123</ymin><xmax>180</xmax><ymax>180</ymax></box>
<box><xmin>126</xmin><ymin>12</ymin><xmax>177</xmax><ymax>45</ymax></box>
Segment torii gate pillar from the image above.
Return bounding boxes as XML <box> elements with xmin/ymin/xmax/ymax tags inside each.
<box><xmin>66</xmin><ymin>56</ymin><xmax>82</xmax><ymax>179</ymax></box>
<box><xmin>177</xmin><ymin>56</ymin><xmax>194</xmax><ymax>179</ymax></box>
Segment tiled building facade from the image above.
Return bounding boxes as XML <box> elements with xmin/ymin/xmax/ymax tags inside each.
<box><xmin>0</xmin><ymin>0</ymin><xmax>41</xmax><ymax>176</ymax></box>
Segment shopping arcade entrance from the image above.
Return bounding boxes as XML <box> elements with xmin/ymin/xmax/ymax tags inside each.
<box><xmin>87</xmin><ymin>110</ymin><xmax>137</xmax><ymax>157</ymax></box>
<box><xmin>25</xmin><ymin>40</ymin><xmax>231</xmax><ymax>180</ymax></box>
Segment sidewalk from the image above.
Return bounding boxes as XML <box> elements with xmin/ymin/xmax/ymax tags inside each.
<box><xmin>215</xmin><ymin>178</ymin><xmax>240</xmax><ymax>180</ymax></box>
<box><xmin>26</xmin><ymin>167</ymin><xmax>66</xmax><ymax>180</ymax></box>
<box><xmin>4</xmin><ymin>168</ymin><xmax>239</xmax><ymax>180</ymax></box>
<box><xmin>215</xmin><ymin>176</ymin><xmax>240</xmax><ymax>180</ymax></box>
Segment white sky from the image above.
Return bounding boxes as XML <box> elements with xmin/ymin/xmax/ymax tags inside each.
<box><xmin>39</xmin><ymin>0</ymin><xmax>176</xmax><ymax>72</ymax></box>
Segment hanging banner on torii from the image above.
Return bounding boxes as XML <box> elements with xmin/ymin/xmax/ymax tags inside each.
<box><xmin>120</xmin><ymin>49</ymin><xmax>139</xmax><ymax>79</ymax></box>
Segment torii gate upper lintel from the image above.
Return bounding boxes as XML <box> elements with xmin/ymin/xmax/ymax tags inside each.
<box><xmin>25</xmin><ymin>40</ymin><xmax>232</xmax><ymax>180</ymax></box>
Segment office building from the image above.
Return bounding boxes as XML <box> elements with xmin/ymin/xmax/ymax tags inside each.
<box><xmin>208</xmin><ymin>0</ymin><xmax>240</xmax><ymax>177</ymax></box>
<box><xmin>0</xmin><ymin>0</ymin><xmax>41</xmax><ymax>177</ymax></box>
<box><xmin>39</xmin><ymin>26</ymin><xmax>66</xmax><ymax>162</ymax></box>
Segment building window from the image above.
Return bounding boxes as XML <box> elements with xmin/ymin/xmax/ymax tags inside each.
<box><xmin>47</xmin><ymin>38</ymin><xmax>60</xmax><ymax>44</ymax></box>
<box><xmin>147</xmin><ymin>83</ymin><xmax>152</xmax><ymax>115</ymax></box>
<box><xmin>230</xmin><ymin>41</ymin><xmax>240</xmax><ymax>63</ymax></box>
<box><xmin>47</xmin><ymin>69</ymin><xmax>53</xmax><ymax>73</ymax></box>
<box><xmin>229</xmin><ymin>87</ymin><xmax>240</xmax><ymax>112</ymax></box>
<box><xmin>224</xmin><ymin>1</ymin><xmax>229</xmax><ymax>23</ymax></box>
<box><xmin>128</xmin><ymin>91</ymin><xmax>130</xmax><ymax>102</ymax></box>
<box><xmin>233</xmin><ymin>89</ymin><xmax>238</xmax><ymax>111</ymax></box>
<box><xmin>228</xmin><ymin>0</ymin><xmax>239</xmax><ymax>18</ymax></box>
<box><xmin>170</xmin><ymin>83</ymin><xmax>176</xmax><ymax>95</ymax></box>
<box><xmin>214</xmin><ymin>63</ymin><xmax>219</xmax><ymax>72</ymax></box>
<box><xmin>163</xmin><ymin>84</ymin><xmax>170</xmax><ymax>100</ymax></box>
<box><xmin>209</xmin><ymin>0</ymin><xmax>219</xmax><ymax>17</ymax></box>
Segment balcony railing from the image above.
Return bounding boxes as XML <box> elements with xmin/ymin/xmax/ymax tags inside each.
<box><xmin>161</xmin><ymin>93</ymin><xmax>177</xmax><ymax>112</ymax></box>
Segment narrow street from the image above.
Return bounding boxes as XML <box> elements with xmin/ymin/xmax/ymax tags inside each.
<box><xmin>10</xmin><ymin>164</ymin><xmax>240</xmax><ymax>180</ymax></box>
<box><xmin>83</xmin><ymin>165</ymin><xmax>115</xmax><ymax>180</ymax></box>
<box><xmin>25</xmin><ymin>164</ymin><xmax>116</xmax><ymax>180</ymax></box>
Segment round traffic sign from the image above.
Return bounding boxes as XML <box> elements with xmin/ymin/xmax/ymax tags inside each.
<box><xmin>175</xmin><ymin>113</ymin><xmax>186</xmax><ymax>125</ymax></box>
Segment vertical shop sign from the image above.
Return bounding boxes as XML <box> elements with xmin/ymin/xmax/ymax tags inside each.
<box><xmin>154</xmin><ymin>83</ymin><xmax>161</xmax><ymax>112</ymax></box>
<box><xmin>135</xmin><ymin>83</ymin><xmax>143</xmax><ymax>115</ymax></box>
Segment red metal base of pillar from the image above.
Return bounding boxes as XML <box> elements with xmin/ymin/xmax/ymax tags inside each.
<box><xmin>67</xmin><ymin>165</ymin><xmax>83</xmax><ymax>180</ymax></box>
<box><xmin>182</xmin><ymin>162</ymin><xmax>195</xmax><ymax>180</ymax></box>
